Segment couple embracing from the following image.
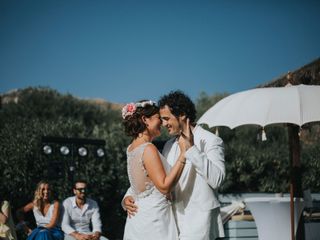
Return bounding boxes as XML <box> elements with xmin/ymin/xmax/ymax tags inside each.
<box><xmin>121</xmin><ymin>91</ymin><xmax>225</xmax><ymax>240</ymax></box>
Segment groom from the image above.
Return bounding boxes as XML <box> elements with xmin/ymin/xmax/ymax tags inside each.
<box><xmin>124</xmin><ymin>90</ymin><xmax>225</xmax><ymax>240</ymax></box>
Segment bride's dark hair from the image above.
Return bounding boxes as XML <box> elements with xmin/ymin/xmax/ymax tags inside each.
<box><xmin>122</xmin><ymin>100</ymin><xmax>159</xmax><ymax>138</ymax></box>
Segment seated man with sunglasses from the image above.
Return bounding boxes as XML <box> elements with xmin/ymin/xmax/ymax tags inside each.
<box><xmin>61</xmin><ymin>180</ymin><xmax>108</xmax><ymax>240</ymax></box>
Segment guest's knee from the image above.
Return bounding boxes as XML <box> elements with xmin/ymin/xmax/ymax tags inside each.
<box><xmin>63</xmin><ymin>234</ymin><xmax>76</xmax><ymax>240</ymax></box>
<box><xmin>99</xmin><ymin>236</ymin><xmax>109</xmax><ymax>240</ymax></box>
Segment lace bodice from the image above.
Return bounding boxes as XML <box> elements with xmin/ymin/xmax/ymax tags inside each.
<box><xmin>127</xmin><ymin>142</ymin><xmax>155</xmax><ymax>198</ymax></box>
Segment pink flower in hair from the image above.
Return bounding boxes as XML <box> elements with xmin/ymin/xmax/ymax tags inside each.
<box><xmin>122</xmin><ymin>103</ymin><xmax>137</xmax><ymax>119</ymax></box>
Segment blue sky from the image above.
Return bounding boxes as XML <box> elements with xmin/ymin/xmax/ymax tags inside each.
<box><xmin>1</xmin><ymin>0</ymin><xmax>320</xmax><ymax>104</ymax></box>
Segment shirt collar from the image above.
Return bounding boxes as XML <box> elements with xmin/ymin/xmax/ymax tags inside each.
<box><xmin>192</xmin><ymin>124</ymin><xmax>199</xmax><ymax>133</ymax></box>
<box><xmin>71</xmin><ymin>196</ymin><xmax>77</xmax><ymax>208</ymax></box>
<box><xmin>71</xmin><ymin>196</ymin><xmax>87</xmax><ymax>209</ymax></box>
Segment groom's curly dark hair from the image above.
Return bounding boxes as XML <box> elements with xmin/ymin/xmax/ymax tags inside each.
<box><xmin>158</xmin><ymin>90</ymin><xmax>196</xmax><ymax>124</ymax></box>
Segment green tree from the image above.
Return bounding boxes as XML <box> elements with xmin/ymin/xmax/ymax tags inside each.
<box><xmin>195</xmin><ymin>91</ymin><xmax>228</xmax><ymax>120</ymax></box>
<box><xmin>0</xmin><ymin>87</ymin><xmax>127</xmax><ymax>239</ymax></box>
<box><xmin>1</xmin><ymin>87</ymin><xmax>319</xmax><ymax>240</ymax></box>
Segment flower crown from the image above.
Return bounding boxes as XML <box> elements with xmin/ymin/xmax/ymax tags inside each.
<box><xmin>122</xmin><ymin>100</ymin><xmax>156</xmax><ymax>119</ymax></box>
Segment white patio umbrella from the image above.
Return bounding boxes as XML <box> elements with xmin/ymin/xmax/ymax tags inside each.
<box><xmin>198</xmin><ymin>84</ymin><xmax>320</xmax><ymax>129</ymax></box>
<box><xmin>198</xmin><ymin>84</ymin><xmax>320</xmax><ymax>240</ymax></box>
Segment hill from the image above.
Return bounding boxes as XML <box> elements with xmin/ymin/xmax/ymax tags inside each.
<box><xmin>0</xmin><ymin>87</ymin><xmax>123</xmax><ymax>111</ymax></box>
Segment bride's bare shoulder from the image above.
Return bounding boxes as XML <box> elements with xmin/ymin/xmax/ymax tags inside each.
<box><xmin>144</xmin><ymin>143</ymin><xmax>161</xmax><ymax>158</ymax></box>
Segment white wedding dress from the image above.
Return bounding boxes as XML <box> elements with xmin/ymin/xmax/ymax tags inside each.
<box><xmin>123</xmin><ymin>142</ymin><xmax>178</xmax><ymax>240</ymax></box>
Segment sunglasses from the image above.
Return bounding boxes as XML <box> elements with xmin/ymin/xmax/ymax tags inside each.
<box><xmin>75</xmin><ymin>188</ymin><xmax>87</xmax><ymax>193</ymax></box>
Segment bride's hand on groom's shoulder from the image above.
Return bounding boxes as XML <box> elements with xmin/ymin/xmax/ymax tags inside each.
<box><xmin>124</xmin><ymin>196</ymin><xmax>138</xmax><ymax>218</ymax></box>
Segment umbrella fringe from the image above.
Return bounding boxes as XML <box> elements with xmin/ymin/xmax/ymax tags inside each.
<box><xmin>262</xmin><ymin>128</ymin><xmax>267</xmax><ymax>141</ymax></box>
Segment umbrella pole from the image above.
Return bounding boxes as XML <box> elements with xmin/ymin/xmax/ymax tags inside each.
<box><xmin>288</xmin><ymin>124</ymin><xmax>303</xmax><ymax>240</ymax></box>
<box><xmin>290</xmin><ymin>183</ymin><xmax>295</xmax><ymax>240</ymax></box>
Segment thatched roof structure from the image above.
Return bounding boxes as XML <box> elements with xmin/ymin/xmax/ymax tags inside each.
<box><xmin>257</xmin><ymin>58</ymin><xmax>320</xmax><ymax>87</ymax></box>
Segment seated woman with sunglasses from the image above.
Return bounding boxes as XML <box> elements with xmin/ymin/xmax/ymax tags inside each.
<box><xmin>16</xmin><ymin>180</ymin><xmax>63</xmax><ymax>240</ymax></box>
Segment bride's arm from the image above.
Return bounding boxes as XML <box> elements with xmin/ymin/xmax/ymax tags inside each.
<box><xmin>144</xmin><ymin>144</ymin><xmax>186</xmax><ymax>195</ymax></box>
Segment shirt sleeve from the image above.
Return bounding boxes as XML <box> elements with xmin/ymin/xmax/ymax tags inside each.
<box><xmin>185</xmin><ymin>136</ymin><xmax>225</xmax><ymax>189</ymax></box>
<box><xmin>61</xmin><ymin>200</ymin><xmax>76</xmax><ymax>234</ymax></box>
<box><xmin>91</xmin><ymin>202</ymin><xmax>102</xmax><ymax>233</ymax></box>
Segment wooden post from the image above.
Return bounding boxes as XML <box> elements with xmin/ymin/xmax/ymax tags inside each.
<box><xmin>290</xmin><ymin>183</ymin><xmax>295</xmax><ymax>240</ymax></box>
<box><xmin>288</xmin><ymin>124</ymin><xmax>303</xmax><ymax>240</ymax></box>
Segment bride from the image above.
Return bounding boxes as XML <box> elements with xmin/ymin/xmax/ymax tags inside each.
<box><xmin>121</xmin><ymin>100</ymin><xmax>193</xmax><ymax>240</ymax></box>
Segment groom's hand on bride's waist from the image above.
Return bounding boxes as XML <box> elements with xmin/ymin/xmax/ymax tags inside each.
<box><xmin>124</xmin><ymin>196</ymin><xmax>138</xmax><ymax>218</ymax></box>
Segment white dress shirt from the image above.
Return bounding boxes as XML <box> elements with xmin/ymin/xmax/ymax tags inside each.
<box><xmin>162</xmin><ymin>125</ymin><xmax>225</xmax><ymax>239</ymax></box>
<box><xmin>61</xmin><ymin>196</ymin><xmax>102</xmax><ymax>234</ymax></box>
